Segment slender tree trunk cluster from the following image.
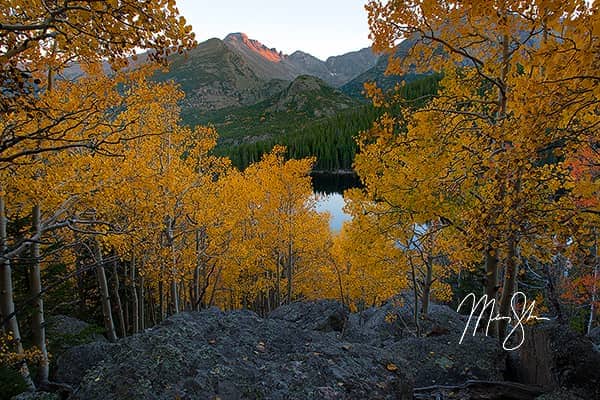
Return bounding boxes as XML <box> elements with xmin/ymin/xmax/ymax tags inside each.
<box><xmin>94</xmin><ymin>244</ymin><xmax>117</xmax><ymax>342</ymax></box>
<box><xmin>483</xmin><ymin>28</ymin><xmax>521</xmax><ymax>341</ymax></box>
<box><xmin>0</xmin><ymin>193</ymin><xmax>35</xmax><ymax>390</ymax></box>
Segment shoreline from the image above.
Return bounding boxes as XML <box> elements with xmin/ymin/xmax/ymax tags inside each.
<box><xmin>310</xmin><ymin>169</ymin><xmax>357</xmax><ymax>176</ymax></box>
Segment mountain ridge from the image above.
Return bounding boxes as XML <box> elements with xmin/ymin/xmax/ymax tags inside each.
<box><xmin>183</xmin><ymin>74</ymin><xmax>360</xmax><ymax>144</ymax></box>
<box><xmin>153</xmin><ymin>32</ymin><xmax>381</xmax><ymax>119</ymax></box>
<box><xmin>220</xmin><ymin>32</ymin><xmax>380</xmax><ymax>88</ymax></box>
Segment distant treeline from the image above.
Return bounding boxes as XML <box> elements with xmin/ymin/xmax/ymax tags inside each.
<box><xmin>216</xmin><ymin>73</ymin><xmax>442</xmax><ymax>171</ymax></box>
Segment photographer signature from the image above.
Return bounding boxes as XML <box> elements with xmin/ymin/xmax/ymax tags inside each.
<box><xmin>457</xmin><ymin>291</ymin><xmax>550</xmax><ymax>351</ymax></box>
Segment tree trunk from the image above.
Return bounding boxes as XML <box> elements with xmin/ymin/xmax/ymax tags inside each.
<box><xmin>181</xmin><ymin>277</ymin><xmax>187</xmax><ymax>311</ymax></box>
<box><xmin>0</xmin><ymin>194</ymin><xmax>35</xmax><ymax>390</ymax></box>
<box><xmin>131</xmin><ymin>254</ymin><xmax>139</xmax><ymax>334</ymax></box>
<box><xmin>208</xmin><ymin>266</ymin><xmax>223</xmax><ymax>308</ymax></box>
<box><xmin>275</xmin><ymin>254</ymin><xmax>281</xmax><ymax>307</ymax></box>
<box><xmin>193</xmin><ymin>229</ymin><xmax>203</xmax><ymax>311</ymax></box>
<box><xmin>588</xmin><ymin>231</ymin><xmax>598</xmax><ymax>335</ymax></box>
<box><xmin>543</xmin><ymin>256</ymin><xmax>564</xmax><ymax>322</ymax></box>
<box><xmin>159</xmin><ymin>272</ymin><xmax>165</xmax><ymax>321</ymax></box>
<box><xmin>421</xmin><ymin>259</ymin><xmax>433</xmax><ymax>316</ymax></box>
<box><xmin>193</xmin><ymin>264</ymin><xmax>200</xmax><ymax>311</ymax></box>
<box><xmin>498</xmin><ymin>236</ymin><xmax>518</xmax><ymax>338</ymax></box>
<box><xmin>123</xmin><ymin>262</ymin><xmax>129</xmax><ymax>334</ymax></box>
<box><xmin>139</xmin><ymin>273</ymin><xmax>145</xmax><ymax>331</ymax></box>
<box><xmin>111</xmin><ymin>260</ymin><xmax>126</xmax><ymax>338</ymax></box>
<box><xmin>171</xmin><ymin>280</ymin><xmax>179</xmax><ymax>314</ymax></box>
<box><xmin>166</xmin><ymin>280</ymin><xmax>171</xmax><ymax>316</ymax></box>
<box><xmin>485</xmin><ymin>245</ymin><xmax>499</xmax><ymax>337</ymax></box>
<box><xmin>149</xmin><ymin>285</ymin><xmax>157</xmax><ymax>327</ymax></box>
<box><xmin>94</xmin><ymin>244</ymin><xmax>117</xmax><ymax>342</ymax></box>
<box><xmin>408</xmin><ymin>255</ymin><xmax>421</xmax><ymax>337</ymax></box>
<box><xmin>165</xmin><ymin>215</ymin><xmax>179</xmax><ymax>315</ymax></box>
<box><xmin>29</xmin><ymin>204</ymin><xmax>49</xmax><ymax>385</ymax></box>
<box><xmin>75</xmin><ymin>243</ymin><xmax>87</xmax><ymax>317</ymax></box>
<box><xmin>333</xmin><ymin>262</ymin><xmax>346</xmax><ymax>307</ymax></box>
<box><xmin>286</xmin><ymin>241</ymin><xmax>294</xmax><ymax>304</ymax></box>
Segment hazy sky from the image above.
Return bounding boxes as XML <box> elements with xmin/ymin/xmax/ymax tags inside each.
<box><xmin>177</xmin><ymin>1</ymin><xmax>372</xmax><ymax>60</ymax></box>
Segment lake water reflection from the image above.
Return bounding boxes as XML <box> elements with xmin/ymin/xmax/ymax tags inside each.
<box><xmin>311</xmin><ymin>173</ymin><xmax>361</xmax><ymax>232</ymax></box>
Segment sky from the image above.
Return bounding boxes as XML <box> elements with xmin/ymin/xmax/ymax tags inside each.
<box><xmin>176</xmin><ymin>1</ymin><xmax>372</xmax><ymax>61</ymax></box>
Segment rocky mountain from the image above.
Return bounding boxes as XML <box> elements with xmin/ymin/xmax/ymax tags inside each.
<box><xmin>287</xmin><ymin>51</ymin><xmax>334</xmax><ymax>84</ymax></box>
<box><xmin>219</xmin><ymin>33</ymin><xmax>379</xmax><ymax>88</ymax></box>
<box><xmin>325</xmin><ymin>47</ymin><xmax>381</xmax><ymax>86</ymax></box>
<box><xmin>154</xmin><ymin>33</ymin><xmax>379</xmax><ymax>115</ymax></box>
<box><xmin>61</xmin><ymin>33</ymin><xmax>379</xmax><ymax>128</ymax></box>
<box><xmin>268</xmin><ymin>75</ymin><xmax>357</xmax><ymax>116</ymax></box>
<box><xmin>154</xmin><ymin>37</ymin><xmax>289</xmax><ymax>112</ymax></box>
<box><xmin>223</xmin><ymin>33</ymin><xmax>298</xmax><ymax>81</ymax></box>
<box><xmin>341</xmin><ymin>37</ymin><xmax>418</xmax><ymax>99</ymax></box>
<box><xmin>286</xmin><ymin>47</ymin><xmax>380</xmax><ymax>87</ymax></box>
<box><xmin>184</xmin><ymin>75</ymin><xmax>360</xmax><ymax>144</ymax></box>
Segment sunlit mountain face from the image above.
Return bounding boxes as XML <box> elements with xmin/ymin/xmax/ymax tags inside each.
<box><xmin>225</xmin><ymin>32</ymin><xmax>285</xmax><ymax>63</ymax></box>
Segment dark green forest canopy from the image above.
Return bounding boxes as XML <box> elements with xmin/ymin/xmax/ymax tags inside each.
<box><xmin>208</xmin><ymin>73</ymin><xmax>442</xmax><ymax>170</ymax></box>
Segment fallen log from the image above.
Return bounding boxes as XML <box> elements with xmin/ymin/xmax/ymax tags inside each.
<box><xmin>413</xmin><ymin>379</ymin><xmax>547</xmax><ymax>400</ymax></box>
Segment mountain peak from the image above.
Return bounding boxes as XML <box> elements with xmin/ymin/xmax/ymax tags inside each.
<box><xmin>224</xmin><ymin>32</ymin><xmax>284</xmax><ymax>63</ymax></box>
<box><xmin>289</xmin><ymin>50</ymin><xmax>323</xmax><ymax>62</ymax></box>
<box><xmin>287</xmin><ymin>75</ymin><xmax>328</xmax><ymax>92</ymax></box>
<box><xmin>224</xmin><ymin>32</ymin><xmax>249</xmax><ymax>42</ymax></box>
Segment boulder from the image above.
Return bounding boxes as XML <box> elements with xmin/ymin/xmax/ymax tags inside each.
<box><xmin>386</xmin><ymin>334</ymin><xmax>505</xmax><ymax>387</ymax></box>
<box><xmin>52</xmin><ymin>299</ymin><xmax>520</xmax><ymax>398</ymax></box>
<box><xmin>344</xmin><ymin>295</ymin><xmax>467</xmax><ymax>345</ymax></box>
<box><xmin>54</xmin><ymin>341</ymin><xmax>114</xmax><ymax>385</ymax></box>
<box><xmin>45</xmin><ymin>315</ymin><xmax>106</xmax><ymax>359</ymax></box>
<box><xmin>62</xmin><ymin>309</ymin><xmax>412</xmax><ymax>399</ymax></box>
<box><xmin>587</xmin><ymin>326</ymin><xmax>600</xmax><ymax>346</ymax></box>
<box><xmin>45</xmin><ymin>315</ymin><xmax>103</xmax><ymax>339</ymax></box>
<box><xmin>268</xmin><ymin>300</ymin><xmax>349</xmax><ymax>332</ymax></box>
<box><xmin>45</xmin><ymin>315</ymin><xmax>109</xmax><ymax>387</ymax></box>
<box><xmin>343</xmin><ymin>296</ymin><xmax>506</xmax><ymax>386</ymax></box>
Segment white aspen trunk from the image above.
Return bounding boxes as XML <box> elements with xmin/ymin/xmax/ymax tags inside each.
<box><xmin>286</xmin><ymin>239</ymin><xmax>294</xmax><ymax>305</ymax></box>
<box><xmin>589</xmin><ymin>274</ymin><xmax>597</xmax><ymax>336</ymax></box>
<box><xmin>275</xmin><ymin>252</ymin><xmax>281</xmax><ymax>307</ymax></box>
<box><xmin>131</xmin><ymin>254</ymin><xmax>139</xmax><ymax>334</ymax></box>
<box><xmin>193</xmin><ymin>229</ymin><xmax>204</xmax><ymax>311</ymax></box>
<box><xmin>588</xmin><ymin>231</ymin><xmax>598</xmax><ymax>335</ymax></box>
<box><xmin>171</xmin><ymin>280</ymin><xmax>179</xmax><ymax>314</ymax></box>
<box><xmin>111</xmin><ymin>260</ymin><xmax>125</xmax><ymax>338</ymax></box>
<box><xmin>139</xmin><ymin>273</ymin><xmax>145</xmax><ymax>331</ymax></box>
<box><xmin>94</xmin><ymin>244</ymin><xmax>117</xmax><ymax>342</ymax></box>
<box><xmin>208</xmin><ymin>266</ymin><xmax>223</xmax><ymax>308</ymax></box>
<box><xmin>485</xmin><ymin>244</ymin><xmax>499</xmax><ymax>337</ymax></box>
<box><xmin>159</xmin><ymin>271</ymin><xmax>165</xmax><ymax>321</ymax></box>
<box><xmin>29</xmin><ymin>204</ymin><xmax>49</xmax><ymax>385</ymax></box>
<box><xmin>193</xmin><ymin>264</ymin><xmax>200</xmax><ymax>311</ymax></box>
<box><xmin>408</xmin><ymin>255</ymin><xmax>421</xmax><ymax>337</ymax></box>
<box><xmin>0</xmin><ymin>194</ymin><xmax>35</xmax><ymax>390</ymax></box>
<box><xmin>166</xmin><ymin>216</ymin><xmax>179</xmax><ymax>314</ymax></box>
<box><xmin>421</xmin><ymin>259</ymin><xmax>432</xmax><ymax>317</ymax></box>
<box><xmin>498</xmin><ymin>235</ymin><xmax>518</xmax><ymax>338</ymax></box>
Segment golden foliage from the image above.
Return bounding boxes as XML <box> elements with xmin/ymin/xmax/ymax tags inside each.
<box><xmin>357</xmin><ymin>0</ymin><xmax>600</xmax><ymax>311</ymax></box>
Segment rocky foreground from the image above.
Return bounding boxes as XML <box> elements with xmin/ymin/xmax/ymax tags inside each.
<box><xmin>23</xmin><ymin>298</ymin><xmax>600</xmax><ymax>400</ymax></box>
